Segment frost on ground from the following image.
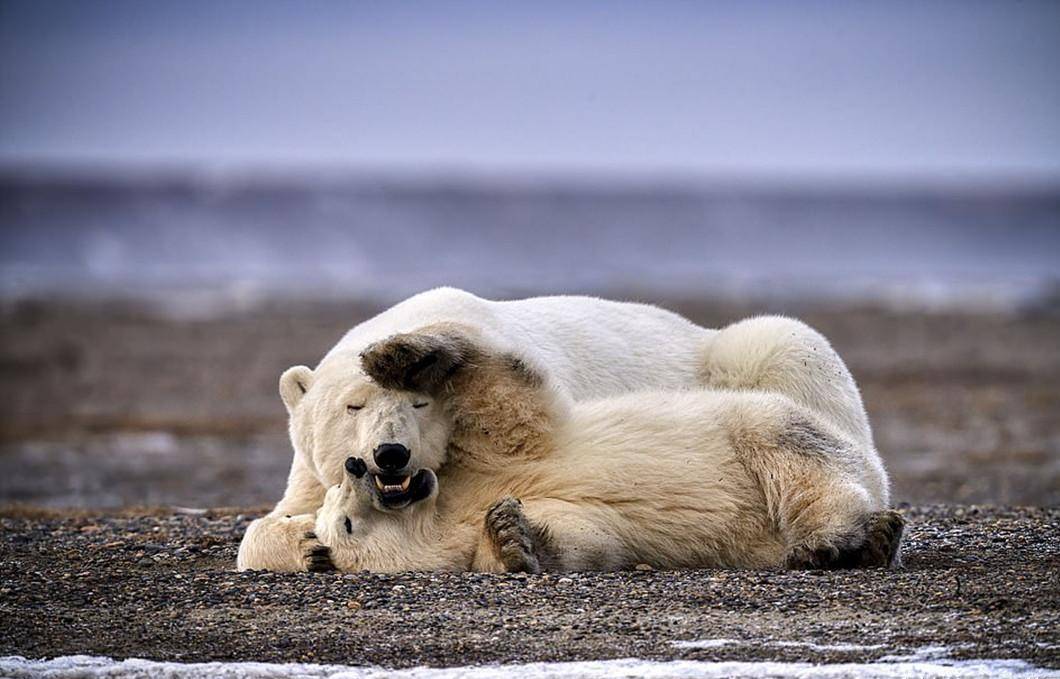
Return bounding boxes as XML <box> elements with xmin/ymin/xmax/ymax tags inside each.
<box><xmin>1</xmin><ymin>651</ymin><xmax>1055</xmax><ymax>679</ymax></box>
<box><xmin>671</xmin><ymin>640</ymin><xmax>885</xmax><ymax>652</ymax></box>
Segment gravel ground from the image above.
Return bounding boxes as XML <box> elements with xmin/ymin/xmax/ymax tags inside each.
<box><xmin>2</xmin><ymin>300</ymin><xmax>1057</xmax><ymax>672</ymax></box>
<box><xmin>1</xmin><ymin>504</ymin><xmax>1056</xmax><ymax>670</ymax></box>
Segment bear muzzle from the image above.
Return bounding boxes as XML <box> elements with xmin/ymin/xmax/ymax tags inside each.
<box><xmin>345</xmin><ymin>456</ymin><xmax>435</xmax><ymax>510</ymax></box>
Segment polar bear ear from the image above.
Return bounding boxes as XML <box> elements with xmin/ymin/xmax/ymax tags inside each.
<box><xmin>279</xmin><ymin>365</ymin><xmax>314</xmax><ymax>413</ymax></box>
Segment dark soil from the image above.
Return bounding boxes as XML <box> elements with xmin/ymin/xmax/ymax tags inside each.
<box><xmin>1</xmin><ymin>505</ymin><xmax>1057</xmax><ymax>669</ymax></box>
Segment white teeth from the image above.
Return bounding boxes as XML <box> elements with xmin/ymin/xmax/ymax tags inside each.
<box><xmin>374</xmin><ymin>474</ymin><xmax>412</xmax><ymax>494</ymax></box>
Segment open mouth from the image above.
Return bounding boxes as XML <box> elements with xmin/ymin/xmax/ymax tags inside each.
<box><xmin>369</xmin><ymin>469</ymin><xmax>434</xmax><ymax>508</ymax></box>
<box><xmin>373</xmin><ymin>474</ymin><xmax>412</xmax><ymax>495</ymax></box>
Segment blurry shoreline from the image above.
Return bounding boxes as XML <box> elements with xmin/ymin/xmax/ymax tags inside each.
<box><xmin>7</xmin><ymin>160</ymin><xmax>1060</xmax><ymax>190</ymax></box>
<box><xmin>3</xmin><ymin>168</ymin><xmax>1059</xmax><ymax>315</ymax></box>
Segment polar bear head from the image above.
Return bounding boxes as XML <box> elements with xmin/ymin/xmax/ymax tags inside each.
<box><xmin>279</xmin><ymin>356</ymin><xmax>452</xmax><ymax>511</ymax></box>
<box><xmin>282</xmin><ymin>322</ymin><xmax>562</xmax><ymax>512</ymax></box>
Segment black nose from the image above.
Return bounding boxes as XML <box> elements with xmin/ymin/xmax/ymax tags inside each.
<box><xmin>373</xmin><ymin>443</ymin><xmax>410</xmax><ymax>472</ymax></box>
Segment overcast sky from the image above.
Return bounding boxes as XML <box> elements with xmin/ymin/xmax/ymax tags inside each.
<box><xmin>1</xmin><ymin>1</ymin><xmax>1058</xmax><ymax>179</ymax></box>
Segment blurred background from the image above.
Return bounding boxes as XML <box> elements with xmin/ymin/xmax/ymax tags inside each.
<box><xmin>1</xmin><ymin>1</ymin><xmax>1058</xmax><ymax>509</ymax></box>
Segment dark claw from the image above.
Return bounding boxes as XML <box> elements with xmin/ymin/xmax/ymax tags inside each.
<box><xmin>345</xmin><ymin>457</ymin><xmax>368</xmax><ymax>478</ymax></box>
<box><xmin>306</xmin><ymin>544</ymin><xmax>336</xmax><ymax>572</ymax></box>
<box><xmin>787</xmin><ymin>510</ymin><xmax>906</xmax><ymax>570</ymax></box>
<box><xmin>485</xmin><ymin>497</ymin><xmax>541</xmax><ymax>574</ymax></box>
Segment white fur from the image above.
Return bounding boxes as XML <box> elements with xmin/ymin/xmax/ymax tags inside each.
<box><xmin>326</xmin><ymin>287</ymin><xmax>711</xmax><ymax>400</ymax></box>
<box><xmin>237</xmin><ymin>288</ymin><xmax>882</xmax><ymax>572</ymax></box>
<box><xmin>238</xmin><ymin>288</ymin><xmax>713</xmax><ymax>571</ymax></box>
<box><xmin>314</xmin><ymin>323</ymin><xmax>890</xmax><ymax>573</ymax></box>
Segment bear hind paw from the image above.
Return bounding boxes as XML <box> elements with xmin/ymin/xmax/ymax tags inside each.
<box><xmin>787</xmin><ymin>510</ymin><xmax>905</xmax><ymax>570</ymax></box>
<box><xmin>485</xmin><ymin>497</ymin><xmax>542</xmax><ymax>574</ymax></box>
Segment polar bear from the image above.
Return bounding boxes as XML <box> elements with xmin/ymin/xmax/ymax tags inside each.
<box><xmin>310</xmin><ymin>323</ymin><xmax>900</xmax><ymax>573</ymax></box>
<box><xmin>238</xmin><ymin>287</ymin><xmax>717</xmax><ymax>571</ymax></box>
<box><xmin>237</xmin><ymin>287</ymin><xmax>878</xmax><ymax>572</ymax></box>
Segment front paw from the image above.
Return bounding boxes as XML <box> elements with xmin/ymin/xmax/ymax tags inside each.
<box><xmin>486</xmin><ymin>497</ymin><xmax>541</xmax><ymax>574</ymax></box>
<box><xmin>360</xmin><ymin>327</ymin><xmax>476</xmax><ymax>392</ymax></box>
<box><xmin>238</xmin><ymin>514</ymin><xmax>331</xmax><ymax>573</ymax></box>
<box><xmin>301</xmin><ymin>531</ymin><xmax>336</xmax><ymax>573</ymax></box>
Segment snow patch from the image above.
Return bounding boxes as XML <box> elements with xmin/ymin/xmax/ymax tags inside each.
<box><xmin>2</xmin><ymin>654</ymin><xmax>1055</xmax><ymax>679</ymax></box>
<box><xmin>671</xmin><ymin>639</ymin><xmax>885</xmax><ymax>653</ymax></box>
<box><xmin>878</xmin><ymin>646</ymin><xmax>954</xmax><ymax>663</ymax></box>
<box><xmin>670</xmin><ymin>639</ymin><xmax>742</xmax><ymax>649</ymax></box>
<box><xmin>771</xmin><ymin>641</ymin><xmax>886</xmax><ymax>653</ymax></box>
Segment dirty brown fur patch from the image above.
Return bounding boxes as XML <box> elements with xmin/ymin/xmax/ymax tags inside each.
<box><xmin>856</xmin><ymin>509</ymin><xmax>905</xmax><ymax>568</ymax></box>
<box><xmin>529</xmin><ymin>522</ymin><xmax>559</xmax><ymax>571</ymax></box>
<box><xmin>360</xmin><ymin>324</ymin><xmax>557</xmax><ymax>468</ymax></box>
<box><xmin>777</xmin><ymin>415</ymin><xmax>854</xmax><ymax>463</ymax></box>
<box><xmin>728</xmin><ymin>412</ymin><xmax>870</xmax><ymax>564</ymax></box>
<box><xmin>359</xmin><ymin>324</ymin><xmax>482</xmax><ymax>393</ymax></box>
<box><xmin>503</xmin><ymin>355</ymin><xmax>544</xmax><ymax>388</ymax></box>
<box><xmin>445</xmin><ymin>354</ymin><xmax>557</xmax><ymax>466</ymax></box>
